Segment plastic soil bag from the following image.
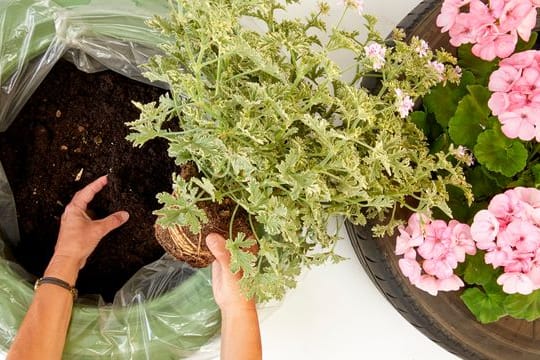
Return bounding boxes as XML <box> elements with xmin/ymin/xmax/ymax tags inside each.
<box><xmin>0</xmin><ymin>0</ymin><xmax>221</xmax><ymax>358</ymax></box>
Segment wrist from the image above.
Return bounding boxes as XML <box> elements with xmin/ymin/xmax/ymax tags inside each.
<box><xmin>44</xmin><ymin>254</ymin><xmax>81</xmax><ymax>285</ymax></box>
<box><xmin>220</xmin><ymin>302</ymin><xmax>257</xmax><ymax>318</ymax></box>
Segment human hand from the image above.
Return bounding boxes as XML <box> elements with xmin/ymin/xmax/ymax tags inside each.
<box><xmin>206</xmin><ymin>233</ymin><xmax>256</xmax><ymax>314</ymax></box>
<box><xmin>54</xmin><ymin>175</ymin><xmax>129</xmax><ymax>270</ymax></box>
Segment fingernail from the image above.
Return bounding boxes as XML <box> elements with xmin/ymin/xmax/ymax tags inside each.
<box><xmin>120</xmin><ymin>211</ymin><xmax>130</xmax><ymax>222</ymax></box>
<box><xmin>206</xmin><ymin>233</ymin><xmax>219</xmax><ymax>247</ymax></box>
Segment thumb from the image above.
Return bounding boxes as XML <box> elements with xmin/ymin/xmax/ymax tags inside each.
<box><xmin>95</xmin><ymin>211</ymin><xmax>130</xmax><ymax>237</ymax></box>
<box><xmin>206</xmin><ymin>233</ymin><xmax>230</xmax><ymax>266</ymax></box>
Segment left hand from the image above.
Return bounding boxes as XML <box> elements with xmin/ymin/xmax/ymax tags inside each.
<box><xmin>54</xmin><ymin>175</ymin><xmax>129</xmax><ymax>269</ymax></box>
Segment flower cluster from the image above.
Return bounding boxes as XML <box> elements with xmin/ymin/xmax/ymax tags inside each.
<box><xmin>470</xmin><ymin>187</ymin><xmax>540</xmax><ymax>295</ymax></box>
<box><xmin>394</xmin><ymin>88</ymin><xmax>415</xmax><ymax>118</ymax></box>
<box><xmin>395</xmin><ymin>213</ymin><xmax>476</xmax><ymax>296</ymax></box>
<box><xmin>487</xmin><ymin>50</ymin><xmax>540</xmax><ymax>141</ymax></box>
<box><xmin>437</xmin><ymin>0</ymin><xmax>539</xmax><ymax>61</ymax></box>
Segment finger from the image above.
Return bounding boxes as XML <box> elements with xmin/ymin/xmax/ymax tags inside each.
<box><xmin>206</xmin><ymin>233</ymin><xmax>231</xmax><ymax>267</ymax></box>
<box><xmin>71</xmin><ymin>175</ymin><xmax>108</xmax><ymax>210</ymax></box>
<box><xmin>211</xmin><ymin>259</ymin><xmax>223</xmax><ymax>283</ymax></box>
<box><xmin>94</xmin><ymin>211</ymin><xmax>130</xmax><ymax>238</ymax></box>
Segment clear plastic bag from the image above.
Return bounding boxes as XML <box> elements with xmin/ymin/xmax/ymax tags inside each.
<box><xmin>0</xmin><ymin>0</ymin><xmax>222</xmax><ymax>358</ymax></box>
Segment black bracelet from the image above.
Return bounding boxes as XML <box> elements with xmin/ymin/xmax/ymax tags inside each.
<box><xmin>34</xmin><ymin>277</ymin><xmax>78</xmax><ymax>300</ymax></box>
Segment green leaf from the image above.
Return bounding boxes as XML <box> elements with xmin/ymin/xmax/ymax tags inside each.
<box><xmin>423</xmin><ymin>71</ymin><xmax>475</xmax><ymax>128</ymax></box>
<box><xmin>463</xmin><ymin>251</ymin><xmax>495</xmax><ymax>286</ymax></box>
<box><xmin>474</xmin><ymin>129</ymin><xmax>528</xmax><ymax>177</ymax></box>
<box><xmin>466</xmin><ymin>166</ymin><xmax>503</xmax><ymax>200</ymax></box>
<box><xmin>409</xmin><ymin>111</ymin><xmax>428</xmax><ymax>136</ymax></box>
<box><xmin>461</xmin><ymin>287</ymin><xmax>507</xmax><ymax>323</ymax></box>
<box><xmin>226</xmin><ymin>233</ymin><xmax>257</xmax><ymax>275</ymax></box>
<box><xmin>533</xmin><ymin>164</ymin><xmax>540</xmax><ymax>187</ymax></box>
<box><xmin>448</xmin><ymin>85</ymin><xmax>491</xmax><ymax>148</ymax></box>
<box><xmin>457</xmin><ymin>44</ymin><xmax>498</xmax><ymax>85</ymax></box>
<box><xmin>515</xmin><ymin>32</ymin><xmax>538</xmax><ymax>52</ymax></box>
<box><xmin>504</xmin><ymin>290</ymin><xmax>540</xmax><ymax>321</ymax></box>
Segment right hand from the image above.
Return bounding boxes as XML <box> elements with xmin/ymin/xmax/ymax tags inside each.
<box><xmin>206</xmin><ymin>233</ymin><xmax>256</xmax><ymax>313</ymax></box>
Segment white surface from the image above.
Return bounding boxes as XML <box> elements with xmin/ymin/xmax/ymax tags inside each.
<box><xmin>257</xmin><ymin>1</ymin><xmax>460</xmax><ymax>360</ymax></box>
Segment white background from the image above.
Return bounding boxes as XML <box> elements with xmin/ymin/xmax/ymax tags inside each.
<box><xmin>255</xmin><ymin>1</ymin><xmax>460</xmax><ymax>359</ymax></box>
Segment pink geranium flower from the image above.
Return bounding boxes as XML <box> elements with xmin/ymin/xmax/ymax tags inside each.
<box><xmin>395</xmin><ymin>214</ymin><xmax>473</xmax><ymax>295</ymax></box>
<box><xmin>497</xmin><ymin>272</ymin><xmax>534</xmax><ymax>295</ymax></box>
<box><xmin>488</xmin><ymin>92</ymin><xmax>510</xmax><ymax>115</ymax></box>
<box><xmin>471</xmin><ymin>210</ymin><xmax>499</xmax><ymax>246</ymax></box>
<box><xmin>471</xmin><ymin>188</ymin><xmax>540</xmax><ymax>295</ymax></box>
<box><xmin>488</xmin><ymin>65</ymin><xmax>521</xmax><ymax>92</ymax></box>
<box><xmin>498</xmin><ymin>106</ymin><xmax>536</xmax><ymax>141</ymax></box>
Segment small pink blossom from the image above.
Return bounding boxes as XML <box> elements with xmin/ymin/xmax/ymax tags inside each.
<box><xmin>416</xmin><ymin>39</ymin><xmax>430</xmax><ymax>57</ymax></box>
<box><xmin>394</xmin><ymin>88</ymin><xmax>414</xmax><ymax>118</ymax></box>
<box><xmin>364</xmin><ymin>43</ymin><xmax>386</xmax><ymax>70</ymax></box>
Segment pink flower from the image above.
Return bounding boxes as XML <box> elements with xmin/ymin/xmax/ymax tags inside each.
<box><xmin>437</xmin><ymin>275</ymin><xmax>465</xmax><ymax>291</ymax></box>
<box><xmin>500</xmin><ymin>50</ymin><xmax>539</xmax><ymax>68</ymax></box>
<box><xmin>527</xmin><ymin>263</ymin><xmax>540</xmax><ymax>287</ymax></box>
<box><xmin>513</xmin><ymin>67</ymin><xmax>540</xmax><ymax>95</ymax></box>
<box><xmin>499</xmin><ymin>106</ymin><xmax>536</xmax><ymax>141</ymax></box>
<box><xmin>416</xmin><ymin>39</ymin><xmax>430</xmax><ymax>57</ymax></box>
<box><xmin>513</xmin><ymin>187</ymin><xmax>540</xmax><ymax>208</ymax></box>
<box><xmin>498</xmin><ymin>0</ymin><xmax>536</xmax><ymax>40</ymax></box>
<box><xmin>414</xmin><ymin>275</ymin><xmax>440</xmax><ymax>296</ymax></box>
<box><xmin>449</xmin><ymin>221</ymin><xmax>476</xmax><ymax>261</ymax></box>
<box><xmin>395</xmin><ymin>214</ymin><xmax>471</xmax><ymax>295</ymax></box>
<box><xmin>488</xmin><ymin>65</ymin><xmax>521</xmax><ymax>92</ymax></box>
<box><xmin>485</xmin><ymin>245</ymin><xmax>513</xmax><ymax>267</ymax></box>
<box><xmin>436</xmin><ymin>0</ymin><xmax>470</xmax><ymax>32</ymax></box>
<box><xmin>423</xmin><ymin>257</ymin><xmax>454</xmax><ymax>278</ymax></box>
<box><xmin>395</xmin><ymin>226</ymin><xmax>423</xmax><ymax>255</ymax></box>
<box><xmin>399</xmin><ymin>258</ymin><xmax>422</xmax><ymax>283</ymax></box>
<box><xmin>364</xmin><ymin>43</ymin><xmax>386</xmax><ymax>70</ymax></box>
<box><xmin>418</xmin><ymin>220</ymin><xmax>450</xmax><ymax>259</ymax></box>
<box><xmin>497</xmin><ymin>272</ymin><xmax>534</xmax><ymax>294</ymax></box>
<box><xmin>488</xmin><ymin>192</ymin><xmax>523</xmax><ymax>223</ymax></box>
<box><xmin>471</xmin><ymin>210</ymin><xmax>500</xmax><ymax>247</ymax></box>
<box><xmin>472</xmin><ymin>29</ymin><xmax>517</xmax><ymax>61</ymax></box>
<box><xmin>429</xmin><ymin>61</ymin><xmax>445</xmax><ymax>80</ymax></box>
<box><xmin>488</xmin><ymin>92</ymin><xmax>510</xmax><ymax>115</ymax></box>
<box><xmin>394</xmin><ymin>89</ymin><xmax>414</xmax><ymax>118</ymax></box>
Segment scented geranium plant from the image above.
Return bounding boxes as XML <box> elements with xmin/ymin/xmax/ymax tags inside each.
<box><xmin>126</xmin><ymin>0</ymin><xmax>469</xmax><ymax>301</ymax></box>
<box><xmin>396</xmin><ymin>0</ymin><xmax>540</xmax><ymax>323</ymax></box>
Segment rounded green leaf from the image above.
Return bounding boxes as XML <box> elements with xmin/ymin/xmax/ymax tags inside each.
<box><xmin>474</xmin><ymin>129</ymin><xmax>528</xmax><ymax>177</ymax></box>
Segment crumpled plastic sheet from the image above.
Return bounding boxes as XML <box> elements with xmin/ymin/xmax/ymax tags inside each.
<box><xmin>0</xmin><ymin>0</ymin><xmax>224</xmax><ymax>358</ymax></box>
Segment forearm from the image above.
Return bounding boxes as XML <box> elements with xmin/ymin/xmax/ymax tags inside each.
<box><xmin>221</xmin><ymin>308</ymin><xmax>262</xmax><ymax>360</ymax></box>
<box><xmin>8</xmin><ymin>255</ymin><xmax>79</xmax><ymax>360</ymax></box>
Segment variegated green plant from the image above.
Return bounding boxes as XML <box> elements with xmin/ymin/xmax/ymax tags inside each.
<box><xmin>126</xmin><ymin>0</ymin><xmax>471</xmax><ymax>301</ymax></box>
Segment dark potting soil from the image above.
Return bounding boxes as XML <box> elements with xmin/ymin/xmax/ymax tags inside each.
<box><xmin>0</xmin><ymin>60</ymin><xmax>176</xmax><ymax>302</ymax></box>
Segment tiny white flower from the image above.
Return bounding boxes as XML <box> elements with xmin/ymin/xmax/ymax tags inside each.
<box><xmin>416</xmin><ymin>39</ymin><xmax>429</xmax><ymax>57</ymax></box>
<box><xmin>449</xmin><ymin>144</ymin><xmax>475</xmax><ymax>166</ymax></box>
